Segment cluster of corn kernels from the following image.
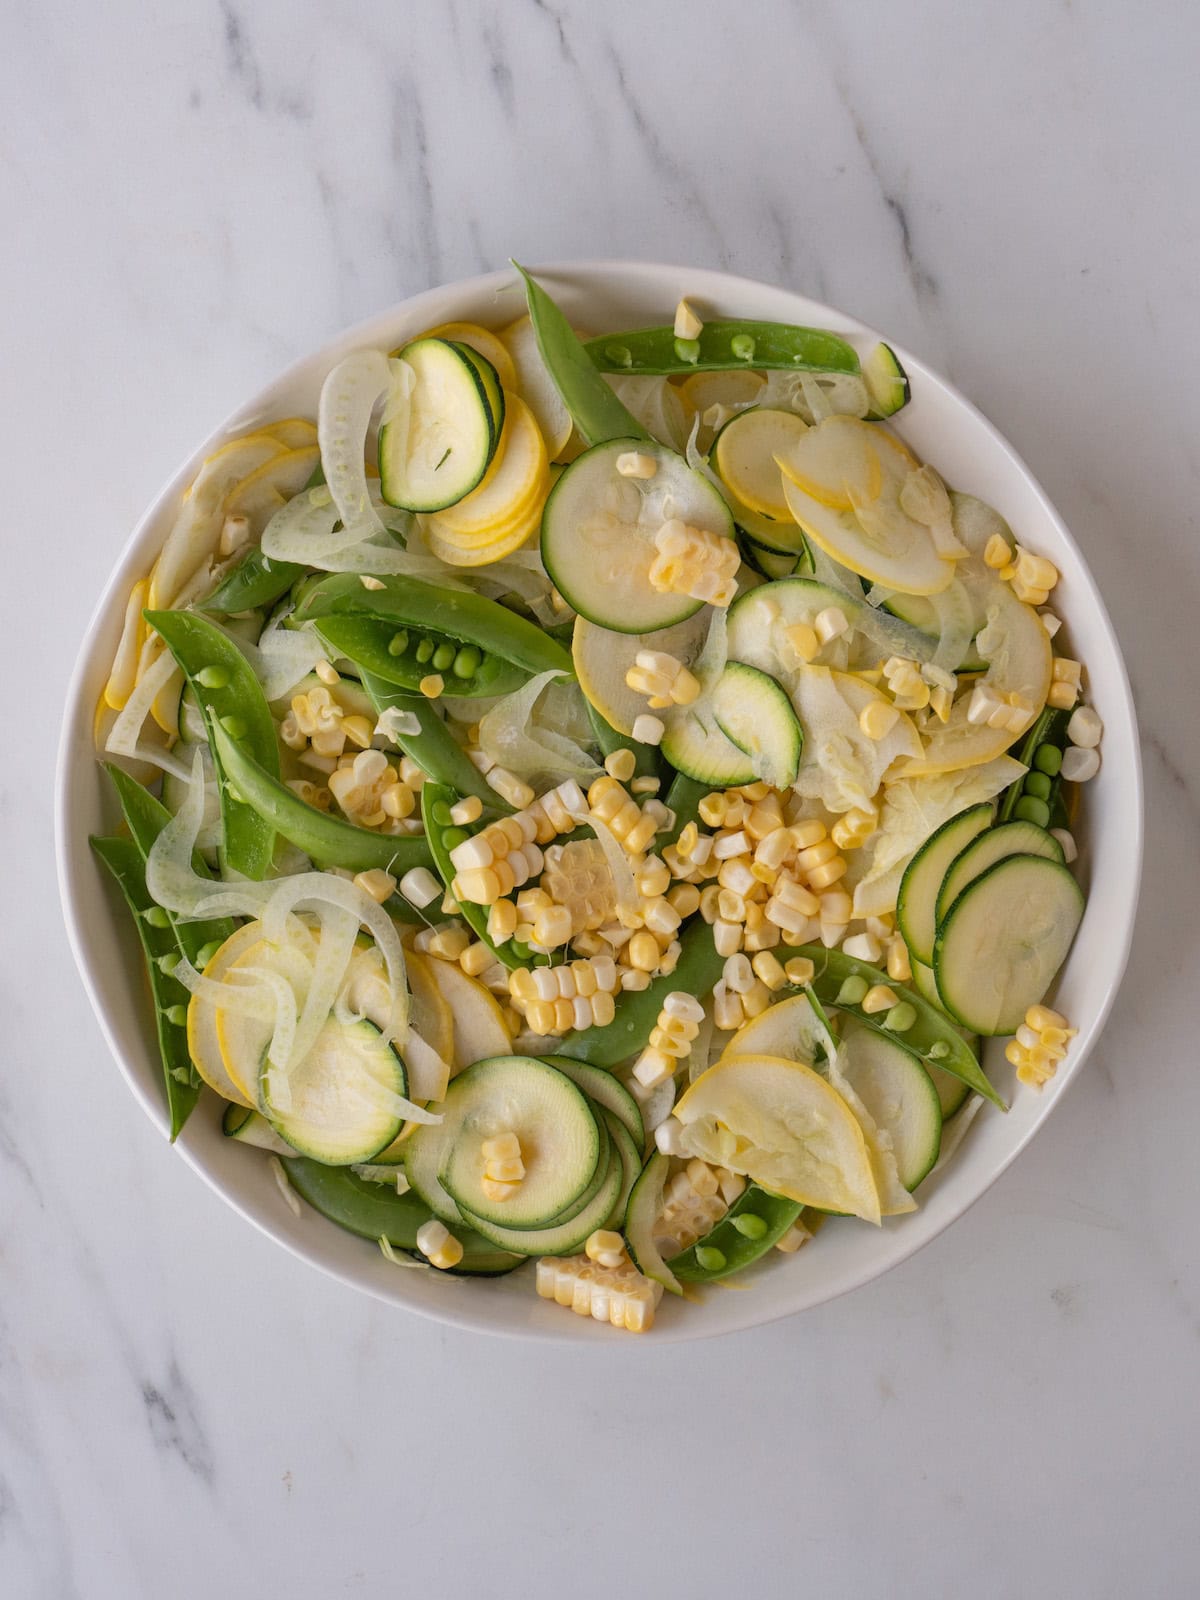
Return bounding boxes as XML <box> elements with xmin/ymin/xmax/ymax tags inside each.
<box><xmin>651</xmin><ymin>1159</ymin><xmax>743</xmax><ymax>1255</ymax></box>
<box><xmin>1005</xmin><ymin>1004</ymin><xmax>1077</xmax><ymax>1088</ymax></box>
<box><xmin>586</xmin><ymin>775</ymin><xmax>665</xmax><ymax>856</ymax></box>
<box><xmin>632</xmin><ymin>992</ymin><xmax>706</xmax><ymax>1090</ymax></box>
<box><xmin>415</xmin><ymin>1219</ymin><xmax>463</xmax><ymax>1270</ymax></box>
<box><xmin>967</xmin><ymin>683</ymin><xmax>1034</xmax><ymax>735</ymax></box>
<box><xmin>830</xmin><ymin>802</ymin><xmax>879</xmax><ymax>851</ymax></box>
<box><xmin>508</xmin><ymin>956</ymin><xmax>620</xmax><ymax>1036</ymax></box>
<box><xmin>279</xmin><ymin>675</ymin><xmax>378</xmax><ymax>763</ymax></box>
<box><xmin>480</xmin><ymin>1132</ymin><xmax>526</xmax><ymax>1203</ymax></box>
<box><xmin>774</xmin><ymin>604</ymin><xmax>850</xmax><ymax>667</ymax></box>
<box><xmin>535</xmin><ymin>1253</ymin><xmax>663</xmax><ymax>1332</ymax></box>
<box><xmin>624</xmin><ymin>650</ymin><xmax>701</xmax><ymax>709</ymax></box>
<box><xmin>984</xmin><ymin>539</ymin><xmax>1060</xmax><ymax>606</ymax></box>
<box><xmin>1047</xmin><ymin>656</ymin><xmax>1083</xmax><ymax>711</ymax></box>
<box><xmin>648</xmin><ymin>518</ymin><xmax>740</xmax><ymax>607</ymax></box>
<box><xmin>447</xmin><ymin>781</ymin><xmax>586</xmax><ymax>909</ymax></box>
<box><xmin>325</xmin><ymin>749</ymin><xmax>425</xmax><ymax>833</ymax></box>
<box><xmin>882</xmin><ymin>656</ymin><xmax>933</xmax><ymax>712</ymax></box>
<box><xmin>840</xmin><ymin>914</ymin><xmax>912</xmax><ymax>981</ymax></box>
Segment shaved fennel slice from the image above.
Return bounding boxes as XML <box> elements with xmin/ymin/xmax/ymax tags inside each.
<box><xmin>171</xmin><ymin>956</ymin><xmax>280</xmax><ymax>1021</ymax></box>
<box><xmin>759</xmin><ymin>369</ymin><xmax>870</xmax><ymax>422</ymax></box>
<box><xmin>105</xmin><ymin>651</ymin><xmax>192</xmax><ymax>780</ymax></box>
<box><xmin>236</xmin><ymin>962</ymin><xmax>301</xmax><ymax>1099</ymax></box>
<box><xmin>478</xmin><ymin>670</ymin><xmax>601</xmax><ymax>787</ymax></box>
<box><xmin>252</xmin><ymin>619</ymin><xmax>330</xmax><ymax>702</ymax></box>
<box><xmin>145</xmin><ymin>753</ymin><xmax>274</xmax><ymax>921</ymax></box>
<box><xmin>318</xmin><ymin>349</ymin><xmax>391</xmax><ymax>542</ymax></box>
<box><xmin>351</xmin><ymin>1076</ymin><xmax>442</xmax><ymax>1126</ymax></box>
<box><xmin>269</xmin><ymin>1156</ymin><xmax>304</xmax><ymax>1218</ymax></box>
<box><xmin>929</xmin><ymin>579</ymin><xmax>975</xmax><ymax>672</ymax></box>
<box><xmin>258</xmin><ymin>873</ymin><xmax>410</xmax><ymax>1048</ymax></box>
<box><xmin>285</xmin><ymin>905</ymin><xmax>358</xmax><ymax>1074</ymax></box>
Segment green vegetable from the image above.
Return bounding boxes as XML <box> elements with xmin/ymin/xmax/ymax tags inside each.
<box><xmin>583</xmin><ymin>319</ymin><xmax>861</xmax><ymax>378</ymax></box>
<box><xmin>556</xmin><ymin>922</ymin><xmax>723</xmax><ymax>1067</ymax></box>
<box><xmin>293</xmin><ymin>572</ymin><xmax>574</xmax><ymax>683</ymax></box>
<box><xmin>102</xmin><ymin>763</ymin><xmax>234</xmax><ymax>959</ymax></box>
<box><xmin>360</xmin><ymin>669</ymin><xmax>509</xmax><ymax>809</ymax></box>
<box><xmin>585</xmin><ymin>701</ymin><xmax>660</xmax><ymax>782</ymax></box>
<box><xmin>210</xmin><ymin>723</ymin><xmax>433</xmax><ymax>875</ymax></box>
<box><xmin>280</xmin><ymin>1158</ymin><xmax>522</xmax><ymax>1276</ymax></box>
<box><xmin>775</xmin><ymin>944</ymin><xmax>1006</xmax><ymax>1110</ymax></box>
<box><xmin>670</xmin><ymin>1187</ymin><xmax>804</xmax><ymax>1283</ymax></box>
<box><xmin>513</xmin><ymin>263</ymin><xmax>650</xmax><ymax>446</ymax></box>
<box><xmin>145</xmin><ymin>609</ymin><xmax>280</xmax><ymax>879</ymax></box>
<box><xmin>999</xmin><ymin>705</ymin><xmax>1070</xmax><ymax>823</ymax></box>
<box><xmin>421</xmin><ymin>782</ymin><xmax>533</xmax><ymax>969</ymax></box>
<box><xmin>199</xmin><ymin>546</ymin><xmax>302</xmax><ymax>615</ymax></box>
<box><xmin>659</xmin><ymin>773</ymin><xmax>708</xmax><ymax>847</ymax></box>
<box><xmin>90</xmin><ymin>835</ymin><xmax>201</xmax><ymax>1139</ymax></box>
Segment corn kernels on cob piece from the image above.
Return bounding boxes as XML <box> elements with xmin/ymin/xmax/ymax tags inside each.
<box><xmin>536</xmin><ymin>1256</ymin><xmax>663</xmax><ymax>1332</ymax></box>
<box><xmin>648</xmin><ymin>518</ymin><xmax>740</xmax><ymax>607</ymax></box>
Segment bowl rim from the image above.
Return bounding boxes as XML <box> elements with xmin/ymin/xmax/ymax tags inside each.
<box><xmin>56</xmin><ymin>259</ymin><xmax>1143</xmax><ymax>1343</ymax></box>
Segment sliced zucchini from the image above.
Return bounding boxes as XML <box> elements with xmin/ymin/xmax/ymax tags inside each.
<box><xmin>660</xmin><ymin>693</ymin><xmax>757</xmax><ymax>787</ymax></box>
<box><xmin>742</xmin><ymin>537</ymin><xmax>802</xmax><ymax>580</ymax></box>
<box><xmin>623</xmin><ymin>1150</ymin><xmax>681</xmax><ymax>1295</ymax></box>
<box><xmin>935</xmin><ymin>820</ymin><xmax>1065</xmax><ymax>927</ymax></box>
<box><xmin>864</xmin><ymin>342</ymin><xmax>911</xmax><ymax>418</ymax></box>
<box><xmin>442</xmin><ymin>1085</ymin><xmax>603</xmax><ymax>1231</ymax></box>
<box><xmin>264</xmin><ymin>1017</ymin><xmax>409</xmax><ymax>1166</ymax></box>
<box><xmin>458</xmin><ymin>1143</ymin><xmax>623</xmax><ymax>1256</ymax></box>
<box><xmin>379</xmin><ymin>337</ymin><xmax>498</xmax><ymax>511</ymax></box>
<box><xmin>541</xmin><ymin>438</ymin><xmax>734</xmax><ymax>634</ymax></box>
<box><xmin>600</xmin><ymin>1110</ymin><xmax>642</xmax><ymax>1226</ymax></box>
<box><xmin>836</xmin><ymin>1020</ymin><xmax>941</xmax><ymax>1190</ymax></box>
<box><xmin>926</xmin><ymin>1060</ymin><xmax>972</xmax><ymax>1120</ymax></box>
<box><xmin>406</xmin><ymin>1056</ymin><xmax>599</xmax><ymax>1229</ymax></box>
<box><xmin>710</xmin><ymin>661</ymin><xmax>803</xmax><ymax>788</ymax></box>
<box><xmin>221</xmin><ymin>1103</ymin><xmax>295</xmax><ymax>1155</ymax></box>
<box><xmin>449</xmin><ymin>340</ymin><xmax>505</xmax><ymax>442</ymax></box>
<box><xmin>280</xmin><ymin>1157</ymin><xmax>522</xmax><ymax>1275</ymax></box>
<box><xmin>895</xmin><ymin>803</ymin><xmax>995</xmax><ymax>966</ymax></box>
<box><xmin>933</xmin><ymin>856</ymin><xmax>1084</xmax><ymax>1036</ymax></box>
<box><xmin>543</xmin><ymin>1055</ymin><xmax>645</xmax><ymax>1148</ymax></box>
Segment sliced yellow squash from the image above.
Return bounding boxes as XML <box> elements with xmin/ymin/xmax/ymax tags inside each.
<box><xmin>713</xmin><ymin>408</ymin><xmax>809</xmax><ymax>520</ymax></box>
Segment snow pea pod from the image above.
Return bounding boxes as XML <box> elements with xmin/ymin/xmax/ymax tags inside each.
<box><xmin>310</xmin><ymin>615</ymin><xmax>529</xmax><ymax>698</ymax></box>
<box><xmin>586</xmin><ymin>702</ymin><xmax>660</xmax><ymax>782</ymax></box>
<box><xmin>359</xmin><ymin>670</ymin><xmax>509</xmax><ymax>809</ymax></box>
<box><xmin>514</xmin><ymin>262</ymin><xmax>651</xmax><ymax>447</ymax></box>
<box><xmin>90</xmin><ymin>835</ymin><xmax>200</xmax><ymax>1139</ymax></box>
<box><xmin>660</xmin><ymin>773</ymin><xmax>707</xmax><ymax>847</ymax></box>
<box><xmin>294</xmin><ymin>573</ymin><xmax>574</xmax><ymax>681</ymax></box>
<box><xmin>999</xmin><ymin>705</ymin><xmax>1070</xmax><ymax>825</ymax></box>
<box><xmin>199</xmin><ymin>546</ymin><xmax>302</xmax><ymax>616</ymax></box>
<box><xmin>557</xmin><ymin>920</ymin><xmax>722</xmax><ymax>1067</ymax></box>
<box><xmin>669</xmin><ymin>1188</ymin><xmax>804</xmax><ymax>1283</ymax></box>
<box><xmin>776</xmin><ymin>944</ymin><xmax>1005</xmax><ymax>1110</ymax></box>
<box><xmin>585</xmin><ymin>319</ymin><xmax>861</xmax><ymax>377</ymax></box>
<box><xmin>101</xmin><ymin>763</ymin><xmax>234</xmax><ymax>956</ymax></box>
<box><xmin>211</xmin><ymin>723</ymin><xmax>434</xmax><ymax>876</ymax></box>
<box><xmin>280</xmin><ymin>1158</ymin><xmax>522</xmax><ymax>1275</ymax></box>
<box><xmin>421</xmin><ymin>782</ymin><xmax>534</xmax><ymax>968</ymax></box>
<box><xmin>145</xmin><ymin>609</ymin><xmax>280</xmax><ymax>880</ymax></box>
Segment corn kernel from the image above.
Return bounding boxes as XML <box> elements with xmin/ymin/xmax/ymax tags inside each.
<box><xmin>627</xmin><ymin>931</ymin><xmax>660</xmax><ymax>972</ymax></box>
<box><xmin>784</xmin><ymin>957</ymin><xmax>815</xmax><ymax>986</ymax></box>
<box><xmin>859</xmin><ymin>699</ymin><xmax>901</xmax><ymax>740</ymax></box>
<box><xmin>784</xmin><ymin>622</ymin><xmax>820</xmax><ymax>663</ymax></box>
<box><xmin>667</xmin><ymin>883</ymin><xmax>701</xmax><ymax>918</ymax></box>
<box><xmin>713</xmin><ymin>919</ymin><xmax>743</xmax><ymax>957</ymax></box>
<box><xmin>533</xmin><ymin>905</ymin><xmax>573</xmax><ymax>948</ymax></box>
<box><xmin>604</xmin><ymin>748</ymin><xmax>637</xmax><ymax>782</ymax></box>
<box><xmin>814</xmin><ymin>606</ymin><xmax>849</xmax><ymax>644</ymax></box>
<box><xmin>861</xmin><ymin>984</ymin><xmax>898</xmax><ymax>1014</ymax></box>
<box><xmin>632</xmin><ymin>713</ymin><xmax>665</xmax><ymax>746</ymax></box>
<box><xmin>615</xmin><ymin>450</ymin><xmax>658</xmax><ymax>479</ymax></box>
<box><xmin>460</xmin><ymin>940</ymin><xmax>494</xmax><ymax>978</ymax></box>
<box><xmin>352</xmin><ymin>868</ymin><xmax>396</xmax><ymax>903</ymax></box>
<box><xmin>419</xmin><ymin>674</ymin><xmax>444</xmax><ymax>699</ymax></box>
<box><xmin>1047</xmin><ymin>680</ymin><xmax>1078</xmax><ymax>710</ymax></box>
<box><xmin>590</xmin><ymin>991</ymin><xmax>616</xmax><ymax>1026</ymax></box>
<box><xmin>751</xmin><ymin>951</ymin><xmax>787</xmax><ymax>990</ymax></box>
<box><xmin>886</xmin><ymin>937</ymin><xmax>912</xmax><ymax>982</ymax></box>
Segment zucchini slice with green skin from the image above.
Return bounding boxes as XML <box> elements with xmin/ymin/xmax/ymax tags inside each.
<box><xmin>933</xmin><ymin>855</ymin><xmax>1084</xmax><ymax>1037</ymax></box>
<box><xmin>623</xmin><ymin>1151</ymin><xmax>682</xmax><ymax>1296</ymax></box>
<box><xmin>440</xmin><ymin>1065</ymin><xmax>603</xmax><ymax>1230</ymax></box>
<box><xmin>741</xmin><ymin>537</ymin><xmax>802</xmax><ymax>580</ymax></box>
<box><xmin>835</xmin><ymin>1020</ymin><xmax>942</xmax><ymax>1190</ymax></box>
<box><xmin>926</xmin><ymin>1062</ymin><xmax>972</xmax><ymax>1120</ymax></box>
<box><xmin>669</xmin><ymin>1187</ymin><xmax>804</xmax><ymax>1283</ymax></box>
<box><xmin>448</xmin><ymin>340</ymin><xmax>505</xmax><ymax>445</ymax></box>
<box><xmin>863</xmin><ymin>342</ymin><xmax>911</xmax><ymax>418</ymax></box>
<box><xmin>660</xmin><ymin>694</ymin><xmax>757</xmax><ymax>787</ymax></box>
<box><xmin>542</xmin><ymin>1056</ymin><xmax>645</xmax><ymax>1148</ymax></box>
<box><xmin>378</xmin><ymin>337</ymin><xmax>499</xmax><ymax>511</ymax></box>
<box><xmin>408</xmin><ymin>1056</ymin><xmax>600</xmax><ymax>1231</ymax></box>
<box><xmin>458</xmin><ymin>1144</ymin><xmax>624</xmax><ymax>1257</ymax></box>
<box><xmin>222</xmin><ymin>1104</ymin><xmax>296</xmax><ymax>1155</ymax></box>
<box><xmin>896</xmin><ymin>803</ymin><xmax>995</xmax><ymax>967</ymax></box>
<box><xmin>601</xmin><ymin>1110</ymin><xmax>642</xmax><ymax>1226</ymax></box>
<box><xmin>280</xmin><ymin>1158</ymin><xmax>522</xmax><ymax>1275</ymax></box>
<box><xmin>935</xmin><ymin>820</ymin><xmax>1065</xmax><ymax>927</ymax></box>
<box><xmin>541</xmin><ymin>438</ymin><xmax>734</xmax><ymax>634</ymax></box>
<box><xmin>263</xmin><ymin>1017</ymin><xmax>409</xmax><ymax>1166</ymax></box>
<box><xmin>711</xmin><ymin>661</ymin><xmax>803</xmax><ymax>788</ymax></box>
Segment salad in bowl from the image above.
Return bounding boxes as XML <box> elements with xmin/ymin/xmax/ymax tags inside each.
<box><xmin>75</xmin><ymin>265</ymin><xmax>1117</xmax><ymax>1335</ymax></box>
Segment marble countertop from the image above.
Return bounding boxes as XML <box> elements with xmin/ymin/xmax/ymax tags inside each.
<box><xmin>6</xmin><ymin>2</ymin><xmax>1199</xmax><ymax>1594</ymax></box>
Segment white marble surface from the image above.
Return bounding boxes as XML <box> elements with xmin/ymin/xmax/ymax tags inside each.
<box><xmin>5</xmin><ymin>1</ymin><xmax>1199</xmax><ymax>1594</ymax></box>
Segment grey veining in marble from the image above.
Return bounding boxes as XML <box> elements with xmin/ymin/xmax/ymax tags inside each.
<box><xmin>4</xmin><ymin>1</ymin><xmax>1200</xmax><ymax>1596</ymax></box>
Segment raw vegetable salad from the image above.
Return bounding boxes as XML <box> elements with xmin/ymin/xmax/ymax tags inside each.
<box><xmin>91</xmin><ymin>267</ymin><xmax>1102</xmax><ymax>1332</ymax></box>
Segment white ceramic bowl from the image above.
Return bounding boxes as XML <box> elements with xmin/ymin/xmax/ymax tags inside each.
<box><xmin>57</xmin><ymin>262</ymin><xmax>1142</xmax><ymax>1342</ymax></box>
